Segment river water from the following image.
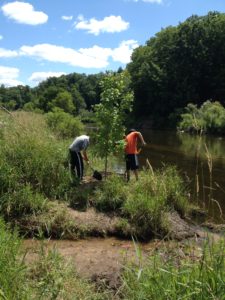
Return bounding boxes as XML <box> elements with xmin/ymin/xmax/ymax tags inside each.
<box><xmin>116</xmin><ymin>130</ymin><xmax>225</xmax><ymax>223</ymax></box>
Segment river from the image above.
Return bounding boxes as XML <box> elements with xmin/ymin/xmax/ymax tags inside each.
<box><xmin>115</xmin><ymin>130</ymin><xmax>225</xmax><ymax>223</ymax></box>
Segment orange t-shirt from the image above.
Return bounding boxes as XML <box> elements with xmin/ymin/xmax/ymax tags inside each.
<box><xmin>125</xmin><ymin>132</ymin><xmax>139</xmax><ymax>154</ymax></box>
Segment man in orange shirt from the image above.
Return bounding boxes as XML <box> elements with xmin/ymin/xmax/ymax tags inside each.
<box><xmin>125</xmin><ymin>129</ymin><xmax>146</xmax><ymax>181</ymax></box>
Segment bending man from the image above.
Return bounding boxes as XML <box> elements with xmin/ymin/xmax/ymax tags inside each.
<box><xmin>125</xmin><ymin>129</ymin><xmax>146</xmax><ymax>181</ymax></box>
<box><xmin>69</xmin><ymin>135</ymin><xmax>90</xmax><ymax>180</ymax></box>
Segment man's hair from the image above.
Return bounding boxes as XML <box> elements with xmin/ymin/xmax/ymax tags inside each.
<box><xmin>128</xmin><ymin>128</ymin><xmax>136</xmax><ymax>134</ymax></box>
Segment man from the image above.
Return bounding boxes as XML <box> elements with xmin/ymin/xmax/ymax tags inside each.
<box><xmin>125</xmin><ymin>129</ymin><xmax>146</xmax><ymax>181</ymax></box>
<box><xmin>69</xmin><ymin>135</ymin><xmax>90</xmax><ymax>180</ymax></box>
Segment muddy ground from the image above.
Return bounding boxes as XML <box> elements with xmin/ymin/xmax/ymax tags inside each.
<box><xmin>23</xmin><ymin>228</ymin><xmax>223</xmax><ymax>291</ymax></box>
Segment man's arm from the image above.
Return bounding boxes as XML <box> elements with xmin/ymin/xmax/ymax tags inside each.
<box><xmin>82</xmin><ymin>150</ymin><xmax>89</xmax><ymax>162</ymax></box>
<box><xmin>137</xmin><ymin>132</ymin><xmax>146</xmax><ymax>146</ymax></box>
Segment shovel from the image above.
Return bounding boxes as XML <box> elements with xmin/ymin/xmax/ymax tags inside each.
<box><xmin>89</xmin><ymin>165</ymin><xmax>102</xmax><ymax>181</ymax></box>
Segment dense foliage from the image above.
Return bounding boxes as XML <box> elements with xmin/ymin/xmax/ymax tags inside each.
<box><xmin>0</xmin><ymin>72</ymin><xmax>106</xmax><ymax>116</ymax></box>
<box><xmin>127</xmin><ymin>11</ymin><xmax>225</xmax><ymax>127</ymax></box>
<box><xmin>178</xmin><ymin>100</ymin><xmax>225</xmax><ymax>134</ymax></box>
<box><xmin>45</xmin><ymin>108</ymin><xmax>84</xmax><ymax>138</ymax></box>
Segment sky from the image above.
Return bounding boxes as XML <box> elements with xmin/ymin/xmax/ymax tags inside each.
<box><xmin>0</xmin><ymin>0</ymin><xmax>225</xmax><ymax>87</ymax></box>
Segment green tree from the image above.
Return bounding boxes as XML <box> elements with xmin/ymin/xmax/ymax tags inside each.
<box><xmin>93</xmin><ymin>72</ymin><xmax>133</xmax><ymax>175</ymax></box>
<box><xmin>128</xmin><ymin>11</ymin><xmax>225</xmax><ymax>127</ymax></box>
<box><xmin>71</xmin><ymin>86</ymin><xmax>86</xmax><ymax>114</ymax></box>
<box><xmin>52</xmin><ymin>91</ymin><xmax>75</xmax><ymax>113</ymax></box>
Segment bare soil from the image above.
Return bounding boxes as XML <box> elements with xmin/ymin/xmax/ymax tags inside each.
<box><xmin>22</xmin><ymin>228</ymin><xmax>223</xmax><ymax>290</ymax></box>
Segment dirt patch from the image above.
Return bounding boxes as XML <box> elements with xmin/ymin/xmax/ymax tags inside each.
<box><xmin>23</xmin><ymin>237</ymin><xmax>152</xmax><ymax>290</ymax></box>
<box><xmin>67</xmin><ymin>207</ymin><xmax>120</xmax><ymax>235</ymax></box>
<box><xmin>166</xmin><ymin>211</ymin><xmax>197</xmax><ymax>240</ymax></box>
<box><xmin>22</xmin><ymin>226</ymin><xmax>223</xmax><ymax>291</ymax></box>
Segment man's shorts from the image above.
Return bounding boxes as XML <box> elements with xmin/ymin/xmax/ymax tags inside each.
<box><xmin>125</xmin><ymin>154</ymin><xmax>139</xmax><ymax>170</ymax></box>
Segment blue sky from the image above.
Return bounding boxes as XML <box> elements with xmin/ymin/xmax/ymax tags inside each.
<box><xmin>0</xmin><ymin>0</ymin><xmax>225</xmax><ymax>87</ymax></box>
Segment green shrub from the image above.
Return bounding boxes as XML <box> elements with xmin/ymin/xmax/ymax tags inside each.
<box><xmin>46</xmin><ymin>108</ymin><xmax>84</xmax><ymax>138</ymax></box>
<box><xmin>178</xmin><ymin>101</ymin><xmax>225</xmax><ymax>134</ymax></box>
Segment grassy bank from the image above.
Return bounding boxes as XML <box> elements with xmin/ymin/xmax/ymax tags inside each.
<box><xmin>121</xmin><ymin>239</ymin><xmax>225</xmax><ymax>299</ymax></box>
<box><xmin>0</xmin><ymin>110</ymin><xmax>191</xmax><ymax>240</ymax></box>
<box><xmin>0</xmin><ymin>110</ymin><xmax>224</xmax><ymax>299</ymax></box>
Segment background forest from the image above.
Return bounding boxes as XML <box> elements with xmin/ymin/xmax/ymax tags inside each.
<box><xmin>1</xmin><ymin>12</ymin><xmax>225</xmax><ymax>129</ymax></box>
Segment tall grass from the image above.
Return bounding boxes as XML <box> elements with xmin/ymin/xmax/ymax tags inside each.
<box><xmin>94</xmin><ymin>166</ymin><xmax>189</xmax><ymax>239</ymax></box>
<box><xmin>0</xmin><ymin>218</ymin><xmax>29</xmax><ymax>299</ymax></box>
<box><xmin>121</xmin><ymin>239</ymin><xmax>225</xmax><ymax>299</ymax></box>
<box><xmin>0</xmin><ymin>111</ymin><xmax>74</xmax><ymax>220</ymax></box>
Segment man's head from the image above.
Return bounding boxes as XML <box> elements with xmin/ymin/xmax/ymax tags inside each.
<box><xmin>128</xmin><ymin>128</ymin><xmax>136</xmax><ymax>134</ymax></box>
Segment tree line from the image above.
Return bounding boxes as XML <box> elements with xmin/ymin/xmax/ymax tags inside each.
<box><xmin>1</xmin><ymin>12</ymin><xmax>225</xmax><ymax>128</ymax></box>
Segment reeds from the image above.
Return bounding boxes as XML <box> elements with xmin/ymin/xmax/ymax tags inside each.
<box><xmin>121</xmin><ymin>239</ymin><xmax>225</xmax><ymax>299</ymax></box>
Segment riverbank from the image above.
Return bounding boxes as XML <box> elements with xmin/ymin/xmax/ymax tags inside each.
<box><xmin>1</xmin><ymin>111</ymin><xmax>224</xmax><ymax>298</ymax></box>
<box><xmin>1</xmin><ymin>174</ymin><xmax>224</xmax><ymax>299</ymax></box>
<box><xmin>22</xmin><ymin>227</ymin><xmax>224</xmax><ymax>295</ymax></box>
<box><xmin>14</xmin><ymin>174</ymin><xmax>198</xmax><ymax>241</ymax></box>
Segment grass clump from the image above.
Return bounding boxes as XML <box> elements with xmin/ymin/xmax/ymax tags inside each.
<box><xmin>121</xmin><ymin>240</ymin><xmax>225</xmax><ymax>299</ymax></box>
<box><xmin>94</xmin><ymin>175</ymin><xmax>127</xmax><ymax>212</ymax></box>
<box><xmin>0</xmin><ymin>184</ymin><xmax>47</xmax><ymax>220</ymax></box>
<box><xmin>94</xmin><ymin>166</ymin><xmax>189</xmax><ymax>239</ymax></box>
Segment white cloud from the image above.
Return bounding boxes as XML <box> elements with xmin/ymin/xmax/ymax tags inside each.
<box><xmin>74</xmin><ymin>15</ymin><xmax>129</xmax><ymax>35</ymax></box>
<box><xmin>29</xmin><ymin>72</ymin><xmax>66</xmax><ymax>84</ymax></box>
<box><xmin>0</xmin><ymin>48</ymin><xmax>18</xmax><ymax>58</ymax></box>
<box><xmin>111</xmin><ymin>40</ymin><xmax>139</xmax><ymax>64</ymax></box>
<box><xmin>1</xmin><ymin>1</ymin><xmax>48</xmax><ymax>25</ymax></box>
<box><xmin>0</xmin><ymin>35</ymin><xmax>3</xmax><ymax>40</ymax></box>
<box><xmin>19</xmin><ymin>41</ymin><xmax>139</xmax><ymax>68</ymax></box>
<box><xmin>62</xmin><ymin>15</ymin><xmax>73</xmax><ymax>21</ymax></box>
<box><xmin>20</xmin><ymin>43</ymin><xmax>110</xmax><ymax>68</ymax></box>
<box><xmin>0</xmin><ymin>65</ymin><xmax>23</xmax><ymax>87</ymax></box>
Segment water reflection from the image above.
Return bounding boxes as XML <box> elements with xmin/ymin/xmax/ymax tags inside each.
<box><xmin>135</xmin><ymin>130</ymin><xmax>225</xmax><ymax>223</ymax></box>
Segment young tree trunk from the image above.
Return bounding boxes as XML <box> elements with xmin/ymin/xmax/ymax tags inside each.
<box><xmin>104</xmin><ymin>155</ymin><xmax>108</xmax><ymax>179</ymax></box>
